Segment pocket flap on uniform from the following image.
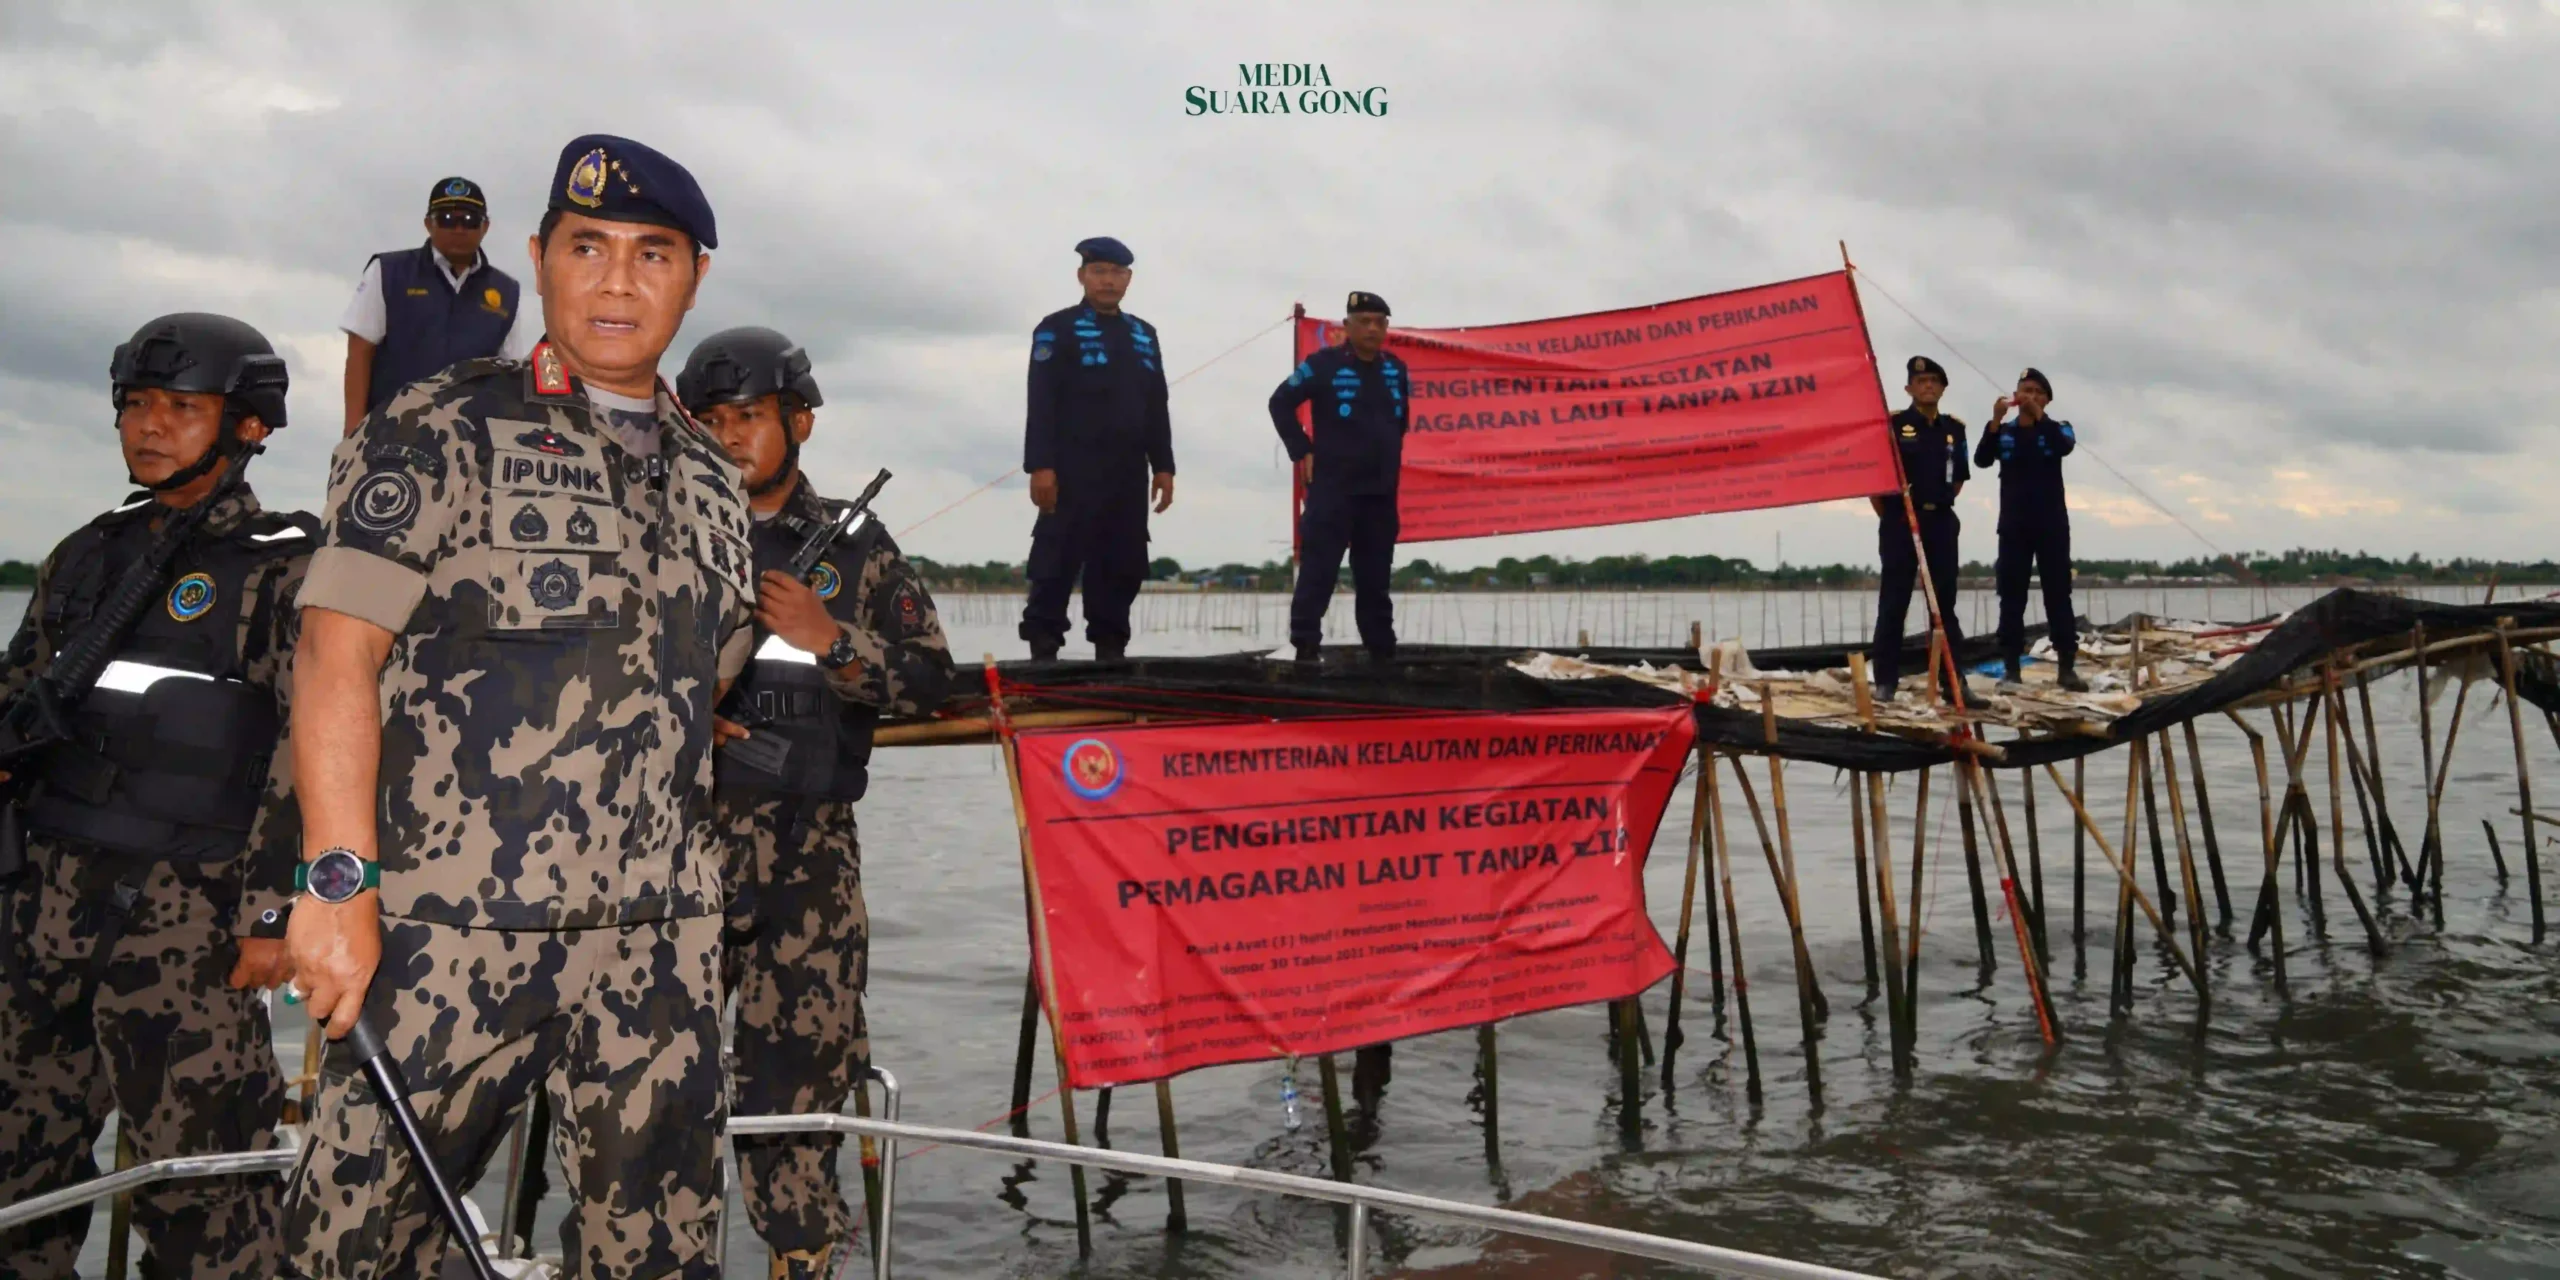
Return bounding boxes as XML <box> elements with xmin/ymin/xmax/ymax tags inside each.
<box><xmin>494</xmin><ymin>493</ymin><xmax>620</xmax><ymax>553</ymax></box>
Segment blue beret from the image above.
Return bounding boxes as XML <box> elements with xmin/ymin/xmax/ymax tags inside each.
<box><xmin>548</xmin><ymin>134</ymin><xmax>718</xmax><ymax>251</ymax></box>
<box><xmin>1905</xmin><ymin>355</ymin><xmax>1947</xmax><ymax>381</ymax></box>
<box><xmin>1346</xmin><ymin>291</ymin><xmax>1390</xmax><ymax>317</ymax></box>
<box><xmin>1075</xmin><ymin>236</ymin><xmax>1133</xmax><ymax>267</ymax></box>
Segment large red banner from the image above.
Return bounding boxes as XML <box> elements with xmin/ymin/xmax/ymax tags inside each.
<box><xmin>1290</xmin><ymin>270</ymin><xmax>1898</xmax><ymax>543</ymax></box>
<box><xmin>1015</xmin><ymin>707</ymin><xmax>1697</xmax><ymax>1089</ymax></box>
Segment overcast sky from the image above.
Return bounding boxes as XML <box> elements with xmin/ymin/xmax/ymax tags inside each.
<box><xmin>4</xmin><ymin>0</ymin><xmax>2555</xmax><ymax>572</ymax></box>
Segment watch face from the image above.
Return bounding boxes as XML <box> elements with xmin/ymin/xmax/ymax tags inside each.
<box><xmin>309</xmin><ymin>851</ymin><xmax>367</xmax><ymax>902</ymax></box>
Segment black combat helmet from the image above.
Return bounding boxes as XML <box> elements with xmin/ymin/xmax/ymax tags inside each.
<box><xmin>109</xmin><ymin>312</ymin><xmax>291</xmax><ymax>430</ymax></box>
<box><xmin>677</xmin><ymin>326</ymin><xmax>823</xmax><ymax>415</ymax></box>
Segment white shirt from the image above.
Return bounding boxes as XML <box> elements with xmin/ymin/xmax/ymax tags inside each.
<box><xmin>340</xmin><ymin>249</ymin><xmax>538</xmax><ymax>359</ymax></box>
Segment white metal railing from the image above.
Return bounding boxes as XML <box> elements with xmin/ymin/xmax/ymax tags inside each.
<box><xmin>5</xmin><ymin>1085</ymin><xmax>1880</xmax><ymax>1280</ymax></box>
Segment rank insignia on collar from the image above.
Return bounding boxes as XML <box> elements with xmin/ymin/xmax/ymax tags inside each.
<box><xmin>1899</xmin><ymin>423</ymin><xmax>1918</xmax><ymax>438</ymax></box>
<box><xmin>532</xmin><ymin>342</ymin><xmax>572</xmax><ymax>396</ymax></box>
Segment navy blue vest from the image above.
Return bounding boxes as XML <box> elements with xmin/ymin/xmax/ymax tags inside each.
<box><xmin>366</xmin><ymin>244</ymin><xmax>522</xmax><ymax>412</ymax></box>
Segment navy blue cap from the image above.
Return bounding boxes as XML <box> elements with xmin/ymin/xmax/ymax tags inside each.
<box><xmin>548</xmin><ymin>134</ymin><xmax>718</xmax><ymax>251</ymax></box>
<box><xmin>2017</xmin><ymin>366</ymin><xmax>2052</xmax><ymax>397</ymax></box>
<box><xmin>1075</xmin><ymin>236</ymin><xmax>1133</xmax><ymax>267</ymax></box>
<box><xmin>428</xmin><ymin>176</ymin><xmax>485</xmax><ymax>210</ymax></box>
<box><xmin>1905</xmin><ymin>355</ymin><xmax>1947</xmax><ymax>381</ymax></box>
<box><xmin>1346</xmin><ymin>291</ymin><xmax>1390</xmax><ymax>317</ymax></box>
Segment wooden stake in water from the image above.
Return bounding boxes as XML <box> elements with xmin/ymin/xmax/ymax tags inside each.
<box><xmin>2020</xmin><ymin>766</ymin><xmax>2050</xmax><ymax>963</ymax></box>
<box><xmin>1903</xmin><ymin>767</ymin><xmax>1933</xmax><ymax>1054</ymax></box>
<box><xmin>1153</xmin><ymin>1078</ymin><xmax>1189</xmax><ymax>1232</ymax></box>
<box><xmin>1955</xmin><ymin>773</ymin><xmax>1998</xmax><ymax>970</ymax></box>
<box><xmin>1319</xmin><ymin>1053</ymin><xmax>1354</xmax><ymax>1181</ymax></box>
<box><xmin>2228</xmin><ymin>712</ymin><xmax>2290</xmax><ymax>998</ymax></box>
<box><xmin>1663</xmin><ymin>741</ymin><xmax>1713</xmax><ymax>1067</ymax></box>
<box><xmin>1616</xmin><ymin>998</ymin><xmax>1646</xmax><ymax>1135</ymax></box>
<box><xmin>1702</xmin><ymin>758</ymin><xmax>1760</xmax><ymax>1101</ymax></box>
<box><xmin>2073</xmin><ymin>756</ymin><xmax>2089</xmax><ymax>974</ymax></box>
<box><xmin>2319</xmin><ymin>672</ymin><xmax>2387</xmax><ymax>955</ymax></box>
<box><xmin>2155</xmin><ymin>733</ymin><xmax>2213</xmax><ymax>1012</ymax></box>
<box><xmin>2041</xmin><ymin>763</ymin><xmax>2207</xmax><ymax>993</ymax></box>
<box><xmin>1476</xmin><ymin>1023</ymin><xmax>1501</xmax><ymax>1163</ymax></box>
<box><xmin>1849</xmin><ymin>654</ymin><xmax>1882</xmax><ymax>996</ymax></box>
<box><xmin>1869</xmin><ymin>770</ymin><xmax>1911</xmax><ymax>1073</ymax></box>
<box><xmin>2182</xmin><ymin>720</ymin><xmax>2234</xmax><ymax>930</ymax></box>
<box><xmin>2496</xmin><ymin>624</ymin><xmax>2546</xmax><ymax>943</ymax></box>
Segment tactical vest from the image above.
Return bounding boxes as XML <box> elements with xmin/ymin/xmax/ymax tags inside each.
<box><xmin>714</xmin><ymin>516</ymin><xmax>880</xmax><ymax>804</ymax></box>
<box><xmin>26</xmin><ymin>506</ymin><xmax>317</xmax><ymax>860</ymax></box>
<box><xmin>368</xmin><ymin>245</ymin><xmax>522</xmax><ymax>413</ymax></box>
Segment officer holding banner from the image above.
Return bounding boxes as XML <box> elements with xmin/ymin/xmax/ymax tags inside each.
<box><xmin>1866</xmin><ymin>355</ymin><xmax>1966</xmax><ymax>696</ymax></box>
<box><xmin>1271</xmin><ymin>291</ymin><xmax>1409</xmax><ymax>665</ymax></box>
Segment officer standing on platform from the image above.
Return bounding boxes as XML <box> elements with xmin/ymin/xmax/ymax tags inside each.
<box><xmin>678</xmin><ymin>327</ymin><xmax>953</xmax><ymax>1280</ymax></box>
<box><xmin>1019</xmin><ymin>236</ymin><xmax>1175</xmax><ymax>661</ymax></box>
<box><xmin>339</xmin><ymin>176</ymin><xmax>538</xmax><ymax>433</ymax></box>
<box><xmin>1974</xmin><ymin>367</ymin><xmax>2088</xmax><ymax>690</ymax></box>
<box><xmin>0</xmin><ymin>313</ymin><xmax>310</xmax><ymax>1277</ymax></box>
<box><xmin>283</xmin><ymin>135</ymin><xmax>751</xmax><ymax>1279</ymax></box>
<box><xmin>1867</xmin><ymin>355</ymin><xmax>1967</xmax><ymax>696</ymax></box>
<box><xmin>1271</xmin><ymin>291</ymin><xmax>1409</xmax><ymax>665</ymax></box>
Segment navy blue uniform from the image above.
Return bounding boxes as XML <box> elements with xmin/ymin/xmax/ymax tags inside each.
<box><xmin>1271</xmin><ymin>344</ymin><xmax>1409</xmax><ymax>654</ymax></box>
<box><xmin>1018</xmin><ymin>305</ymin><xmax>1174</xmax><ymax>652</ymax></box>
<box><xmin>363</xmin><ymin>243</ymin><xmax>522</xmax><ymax>413</ymax></box>
<box><xmin>1869</xmin><ymin>407</ymin><xmax>1968</xmax><ymax>691</ymax></box>
<box><xmin>1974</xmin><ymin>413</ymin><xmax>2079</xmax><ymax>661</ymax></box>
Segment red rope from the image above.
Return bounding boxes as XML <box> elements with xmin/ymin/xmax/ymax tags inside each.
<box><xmin>894</xmin><ymin>1083</ymin><xmax>1067</xmax><ymax>1162</ymax></box>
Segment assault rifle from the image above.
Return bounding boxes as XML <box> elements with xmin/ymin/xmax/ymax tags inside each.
<box><xmin>786</xmin><ymin>467</ymin><xmax>893</xmax><ymax>582</ymax></box>
<box><xmin>0</xmin><ymin>458</ymin><xmax>255</xmax><ymax>969</ymax></box>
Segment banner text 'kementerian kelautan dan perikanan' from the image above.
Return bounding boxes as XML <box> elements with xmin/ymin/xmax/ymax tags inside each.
<box><xmin>1290</xmin><ymin>270</ymin><xmax>1899</xmax><ymax>543</ymax></box>
<box><xmin>1014</xmin><ymin>707</ymin><xmax>1696</xmax><ymax>1089</ymax></box>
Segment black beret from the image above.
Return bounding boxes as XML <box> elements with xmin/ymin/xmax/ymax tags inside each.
<box><xmin>428</xmin><ymin>176</ymin><xmax>486</xmax><ymax>210</ymax></box>
<box><xmin>1075</xmin><ymin>236</ymin><xmax>1134</xmax><ymax>267</ymax></box>
<box><xmin>2017</xmin><ymin>366</ymin><xmax>2053</xmax><ymax>397</ymax></box>
<box><xmin>549</xmin><ymin>134</ymin><xmax>718</xmax><ymax>251</ymax></box>
<box><xmin>1904</xmin><ymin>355</ymin><xmax>1947</xmax><ymax>381</ymax></box>
<box><xmin>1346</xmin><ymin>291</ymin><xmax>1390</xmax><ymax>317</ymax></box>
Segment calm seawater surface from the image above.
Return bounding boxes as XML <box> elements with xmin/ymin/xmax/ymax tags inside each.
<box><xmin>17</xmin><ymin>585</ymin><xmax>2555</xmax><ymax>1279</ymax></box>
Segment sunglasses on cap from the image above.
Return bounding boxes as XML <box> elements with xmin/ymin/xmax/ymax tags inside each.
<box><xmin>432</xmin><ymin>209</ymin><xmax>486</xmax><ymax>230</ymax></box>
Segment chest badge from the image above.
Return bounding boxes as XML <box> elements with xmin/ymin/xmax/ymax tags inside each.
<box><xmin>515</xmin><ymin>428</ymin><xmax>583</xmax><ymax>458</ymax></box>
<box><xmin>166</xmin><ymin>572</ymin><xmax>216</xmax><ymax>623</ymax></box>
<box><xmin>566</xmin><ymin>506</ymin><xmax>600</xmax><ymax>546</ymax></box>
<box><xmin>527</xmin><ymin>559</ymin><xmax>582</xmax><ymax>611</ymax></box>
<box><xmin>510</xmin><ymin>503</ymin><xmax>550</xmax><ymax>543</ymax></box>
<box><xmin>807</xmin><ymin>560</ymin><xmax>842</xmax><ymax>601</ymax></box>
<box><xmin>1899</xmin><ymin>423</ymin><xmax>1918</xmax><ymax>439</ymax></box>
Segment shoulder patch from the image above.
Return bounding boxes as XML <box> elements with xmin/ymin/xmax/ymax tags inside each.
<box><xmin>363</xmin><ymin>442</ymin><xmax>448</xmax><ymax>479</ymax></box>
<box><xmin>347</xmin><ymin>470</ymin><xmax>423</xmax><ymax>534</ymax></box>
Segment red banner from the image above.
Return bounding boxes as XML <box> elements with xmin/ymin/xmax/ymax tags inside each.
<box><xmin>1291</xmin><ymin>270</ymin><xmax>1898</xmax><ymax>543</ymax></box>
<box><xmin>1014</xmin><ymin>707</ymin><xmax>1696</xmax><ymax>1089</ymax></box>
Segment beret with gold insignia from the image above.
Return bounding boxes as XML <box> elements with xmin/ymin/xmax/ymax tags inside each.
<box><xmin>548</xmin><ymin>133</ymin><xmax>718</xmax><ymax>250</ymax></box>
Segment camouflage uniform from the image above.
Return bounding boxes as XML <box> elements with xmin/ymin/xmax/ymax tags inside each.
<box><xmin>0</xmin><ymin>487</ymin><xmax>307</xmax><ymax>1278</ymax></box>
<box><xmin>283</xmin><ymin>343</ymin><xmax>754</xmax><ymax>1280</ymax></box>
<box><xmin>717</xmin><ymin>476</ymin><xmax>952</xmax><ymax>1264</ymax></box>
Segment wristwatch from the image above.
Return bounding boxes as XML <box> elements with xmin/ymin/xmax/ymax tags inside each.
<box><xmin>822</xmin><ymin>633</ymin><xmax>860</xmax><ymax>671</ymax></box>
<box><xmin>295</xmin><ymin>847</ymin><xmax>381</xmax><ymax>904</ymax></box>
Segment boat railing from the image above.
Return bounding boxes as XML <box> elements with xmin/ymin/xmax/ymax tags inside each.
<box><xmin>0</xmin><ymin>1065</ymin><xmax>1880</xmax><ymax>1280</ymax></box>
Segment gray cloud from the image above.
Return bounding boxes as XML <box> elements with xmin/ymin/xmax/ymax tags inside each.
<box><xmin>4</xmin><ymin>0</ymin><xmax>2556</xmax><ymax>574</ymax></box>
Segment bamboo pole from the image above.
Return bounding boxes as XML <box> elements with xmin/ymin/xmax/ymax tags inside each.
<box><xmin>2112</xmin><ymin>746</ymin><xmax>2141</xmax><ymax>1017</ymax></box>
<box><xmin>2277</xmin><ymin>703</ymin><xmax>2330</xmax><ymax>935</ymax></box>
<box><xmin>2182</xmin><ymin>720</ymin><xmax>2234</xmax><ymax>930</ymax></box>
<box><xmin>1868</xmin><ymin>771</ymin><xmax>1911</xmax><ymax>1073</ymax></box>
<box><xmin>1662</xmin><ymin>741</ymin><xmax>1713</xmax><ymax>1065</ymax></box>
<box><xmin>1703</xmin><ymin>755</ymin><xmax>1760</xmax><ymax>1100</ymax></box>
<box><xmin>2155</xmin><ymin>735</ymin><xmax>2213</xmax><ymax>1011</ymax></box>
<box><xmin>1904</xmin><ymin>767</ymin><xmax>1932</xmax><ymax>1054</ymax></box>
<box><xmin>2496</xmin><ymin>625</ymin><xmax>2546</xmax><ymax>943</ymax></box>
<box><xmin>1852</xmin><ymin>771</ymin><xmax>1880</xmax><ymax>998</ymax></box>
<box><xmin>2309</xmin><ymin>681</ymin><xmax>2383</xmax><ymax>954</ymax></box>
<box><xmin>1477</xmin><ymin>1024</ymin><xmax>1500</xmax><ymax>1162</ymax></box>
<box><xmin>1147</xmin><ymin>1079</ymin><xmax>1188</xmax><ymax>1230</ymax></box>
<box><xmin>1616</xmin><ymin>998</ymin><xmax>1646</xmax><ymax>1134</ymax></box>
<box><xmin>2138</xmin><ymin>733</ymin><xmax>2178</xmax><ymax>936</ymax></box>
<box><xmin>1727</xmin><ymin>753</ymin><xmax>1829</xmax><ymax>1020</ymax></box>
<box><xmin>1955</xmin><ymin>773</ymin><xmax>1998</xmax><ymax>969</ymax></box>
<box><xmin>2228</xmin><ymin>712</ymin><xmax>2289</xmax><ymax>997</ymax></box>
<box><xmin>2356</xmin><ymin>671</ymin><xmax>2415</xmax><ymax>893</ymax></box>
<box><xmin>1981</xmin><ymin>768</ymin><xmax>2045</xmax><ymax>962</ymax></box>
<box><xmin>2020</xmin><ymin>766</ymin><xmax>2050</xmax><ymax>963</ymax></box>
<box><xmin>1963</xmin><ymin>759</ymin><xmax>2063</xmax><ymax>1044</ymax></box>
<box><xmin>2073</xmin><ymin>756</ymin><xmax>2089</xmax><ymax>975</ymax></box>
<box><xmin>2415</xmin><ymin>625</ymin><xmax>2441</xmax><ymax>920</ymax></box>
<box><xmin>1008</xmin><ymin>973</ymin><xmax>1040</xmax><ymax>1135</ymax></box>
<box><xmin>2041</xmin><ymin>763</ymin><xmax>2207</xmax><ymax>992</ymax></box>
<box><xmin>1318</xmin><ymin>1054</ymin><xmax>1354</xmax><ymax>1181</ymax></box>
<box><xmin>986</xmin><ymin>658</ymin><xmax>1093</xmax><ymax>1255</ymax></box>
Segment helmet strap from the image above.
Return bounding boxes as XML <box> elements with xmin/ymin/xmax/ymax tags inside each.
<box><xmin>749</xmin><ymin>430</ymin><xmax>801</xmax><ymax>500</ymax></box>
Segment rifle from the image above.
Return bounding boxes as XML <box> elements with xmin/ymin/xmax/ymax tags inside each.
<box><xmin>0</xmin><ymin>459</ymin><xmax>254</xmax><ymax>954</ymax></box>
<box><xmin>785</xmin><ymin>467</ymin><xmax>893</xmax><ymax>582</ymax></box>
<box><xmin>720</xmin><ymin>470</ymin><xmax>892</xmax><ymax>758</ymax></box>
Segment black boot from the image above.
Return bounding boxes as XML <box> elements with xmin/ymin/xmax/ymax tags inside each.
<box><xmin>1293</xmin><ymin>643</ymin><xmax>1323</xmax><ymax>668</ymax></box>
<box><xmin>2002</xmin><ymin>655</ymin><xmax>2022</xmax><ymax>683</ymax></box>
<box><xmin>2056</xmin><ymin>653</ymin><xmax>2089</xmax><ymax>692</ymax></box>
<box><xmin>1870</xmin><ymin>665</ymin><xmax>1900</xmax><ymax>700</ymax></box>
<box><xmin>1030</xmin><ymin>639</ymin><xmax>1062</xmax><ymax>662</ymax></box>
<box><xmin>1095</xmin><ymin>639</ymin><xmax>1128</xmax><ymax>662</ymax></box>
<box><xmin>1365</xmin><ymin>643</ymin><xmax>1396</xmax><ymax>666</ymax></box>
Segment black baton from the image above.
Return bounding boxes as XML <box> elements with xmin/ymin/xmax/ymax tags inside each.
<box><xmin>347</xmin><ymin>1014</ymin><xmax>504</xmax><ymax>1280</ymax></box>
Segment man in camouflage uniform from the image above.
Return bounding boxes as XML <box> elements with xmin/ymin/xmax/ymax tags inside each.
<box><xmin>282</xmin><ymin>136</ymin><xmax>751</xmax><ymax>1279</ymax></box>
<box><xmin>0</xmin><ymin>313</ymin><xmax>309</xmax><ymax>1276</ymax></box>
<box><xmin>678</xmin><ymin>326</ymin><xmax>953</xmax><ymax>1279</ymax></box>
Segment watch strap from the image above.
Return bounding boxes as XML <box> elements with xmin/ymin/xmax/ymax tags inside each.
<box><xmin>294</xmin><ymin>850</ymin><xmax>382</xmax><ymax>897</ymax></box>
